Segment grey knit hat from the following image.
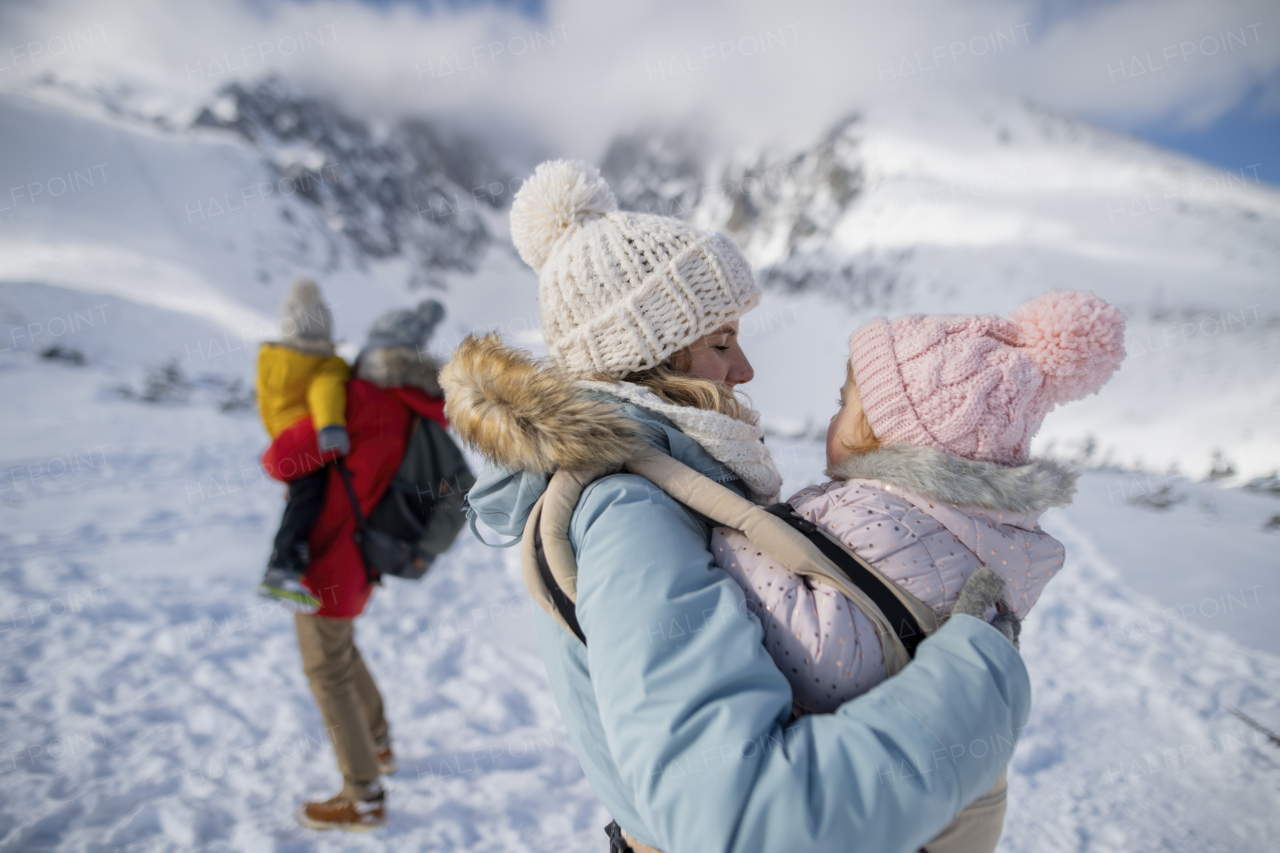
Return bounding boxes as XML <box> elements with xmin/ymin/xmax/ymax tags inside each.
<box><xmin>365</xmin><ymin>299</ymin><xmax>446</xmax><ymax>351</ymax></box>
<box><xmin>279</xmin><ymin>277</ymin><xmax>335</xmax><ymax>354</ymax></box>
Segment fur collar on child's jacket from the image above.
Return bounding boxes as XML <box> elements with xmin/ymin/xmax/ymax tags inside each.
<box><xmin>827</xmin><ymin>445</ymin><xmax>1077</xmax><ymax>514</ymax></box>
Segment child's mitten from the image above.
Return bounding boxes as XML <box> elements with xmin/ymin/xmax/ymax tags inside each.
<box><xmin>317</xmin><ymin>425</ymin><xmax>350</xmax><ymax>457</ymax></box>
<box><xmin>953</xmin><ymin>567</ymin><xmax>1021</xmax><ymax>649</ymax></box>
<box><xmin>991</xmin><ymin>609</ymin><xmax>1022</xmax><ymax>650</ymax></box>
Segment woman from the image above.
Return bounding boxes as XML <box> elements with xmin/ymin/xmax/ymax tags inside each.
<box><xmin>262</xmin><ymin>299</ymin><xmax>448</xmax><ymax>831</ymax></box>
<box><xmin>445</xmin><ymin>161</ymin><xmax>1029</xmax><ymax>852</ymax></box>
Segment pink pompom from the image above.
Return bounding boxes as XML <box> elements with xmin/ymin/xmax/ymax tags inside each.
<box><xmin>1010</xmin><ymin>290</ymin><xmax>1126</xmax><ymax>404</ymax></box>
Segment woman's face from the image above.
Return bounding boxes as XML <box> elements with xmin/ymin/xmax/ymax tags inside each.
<box><xmin>682</xmin><ymin>321</ymin><xmax>754</xmax><ymax>387</ymax></box>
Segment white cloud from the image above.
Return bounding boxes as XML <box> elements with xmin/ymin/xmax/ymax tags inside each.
<box><xmin>1009</xmin><ymin>0</ymin><xmax>1278</xmax><ymax>129</ymax></box>
<box><xmin>1</xmin><ymin>0</ymin><xmax>1276</xmax><ymax>158</ymax></box>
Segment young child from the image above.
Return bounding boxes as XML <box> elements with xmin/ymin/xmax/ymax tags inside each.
<box><xmin>713</xmin><ymin>290</ymin><xmax>1126</xmax><ymax>714</ymax></box>
<box><xmin>256</xmin><ymin>278</ymin><xmax>350</xmax><ymax>610</ymax></box>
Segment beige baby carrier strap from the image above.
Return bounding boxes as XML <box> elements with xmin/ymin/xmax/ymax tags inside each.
<box><xmin>521</xmin><ymin>450</ymin><xmax>1003</xmax><ymax>853</ymax></box>
<box><xmin>521</xmin><ymin>450</ymin><xmax>939</xmax><ymax>676</ymax></box>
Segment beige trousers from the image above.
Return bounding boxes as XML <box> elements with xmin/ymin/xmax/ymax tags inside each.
<box><xmin>922</xmin><ymin>770</ymin><xmax>1008</xmax><ymax>853</ymax></box>
<box><xmin>294</xmin><ymin>613</ymin><xmax>388</xmax><ymax>800</ymax></box>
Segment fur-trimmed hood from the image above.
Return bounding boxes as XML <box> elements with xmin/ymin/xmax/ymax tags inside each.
<box><xmin>828</xmin><ymin>444</ymin><xmax>1077</xmax><ymax>514</ymax></box>
<box><xmin>439</xmin><ymin>334</ymin><xmax>647</xmax><ymax>474</ymax></box>
<box><xmin>356</xmin><ymin>346</ymin><xmax>444</xmax><ymax>397</ymax></box>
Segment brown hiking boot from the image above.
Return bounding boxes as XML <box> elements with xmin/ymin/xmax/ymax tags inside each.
<box><xmin>296</xmin><ymin>790</ymin><xmax>386</xmax><ymax>832</ymax></box>
<box><xmin>375</xmin><ymin>739</ymin><xmax>397</xmax><ymax>775</ymax></box>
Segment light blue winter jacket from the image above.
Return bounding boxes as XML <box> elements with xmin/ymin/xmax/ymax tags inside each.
<box><xmin>466</xmin><ymin>399</ymin><xmax>1031</xmax><ymax>852</ymax></box>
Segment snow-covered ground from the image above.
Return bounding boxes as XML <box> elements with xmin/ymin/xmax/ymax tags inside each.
<box><xmin>0</xmin><ymin>352</ymin><xmax>608</xmax><ymax>851</ymax></box>
<box><xmin>1</xmin><ymin>77</ymin><xmax>1278</xmax><ymax>851</ymax></box>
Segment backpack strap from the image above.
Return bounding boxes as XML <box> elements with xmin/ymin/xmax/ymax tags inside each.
<box><xmin>333</xmin><ymin>460</ymin><xmax>381</xmax><ymax>586</ymax></box>
<box><xmin>534</xmin><ymin>517</ymin><xmax>585</xmax><ymax>644</ymax></box>
<box><xmin>761</xmin><ymin>503</ymin><xmax>927</xmax><ymax>656</ymax></box>
<box><xmin>521</xmin><ymin>452</ymin><xmax>939</xmax><ymax>675</ymax></box>
<box><xmin>625</xmin><ymin>452</ymin><xmax>939</xmax><ymax>664</ymax></box>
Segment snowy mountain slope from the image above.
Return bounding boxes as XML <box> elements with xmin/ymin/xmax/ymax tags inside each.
<box><xmin>0</xmin><ymin>91</ymin><xmax>329</xmax><ymax>333</ymax></box>
<box><xmin>0</xmin><ymin>281</ymin><xmax>241</xmax><ymax>375</ymax></box>
<box><xmin>3</xmin><ymin>82</ymin><xmax>1277</xmax><ymax>477</ymax></box>
<box><xmin>603</xmin><ymin>93</ymin><xmax>1280</xmax><ymax>478</ymax></box>
<box><xmin>0</xmin><ymin>84</ymin><xmax>522</xmax><ymax>356</ymax></box>
<box><xmin>191</xmin><ymin>78</ymin><xmax>512</xmax><ymax>283</ymax></box>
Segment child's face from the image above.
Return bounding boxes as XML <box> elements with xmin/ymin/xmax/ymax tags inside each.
<box><xmin>825</xmin><ymin>369</ymin><xmax>877</xmax><ymax>469</ymax></box>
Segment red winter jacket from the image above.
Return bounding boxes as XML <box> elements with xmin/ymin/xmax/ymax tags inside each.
<box><xmin>261</xmin><ymin>377</ymin><xmax>449</xmax><ymax>618</ymax></box>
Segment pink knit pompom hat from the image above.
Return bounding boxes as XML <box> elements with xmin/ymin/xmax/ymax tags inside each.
<box><xmin>849</xmin><ymin>290</ymin><xmax>1126</xmax><ymax>465</ymax></box>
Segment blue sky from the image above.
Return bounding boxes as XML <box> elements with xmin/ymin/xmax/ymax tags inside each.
<box><xmin>1131</xmin><ymin>97</ymin><xmax>1279</xmax><ymax>185</ymax></box>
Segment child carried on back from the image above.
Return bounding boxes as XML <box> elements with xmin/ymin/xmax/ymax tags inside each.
<box><xmin>256</xmin><ymin>278</ymin><xmax>350</xmax><ymax>610</ymax></box>
<box><xmin>714</xmin><ymin>290</ymin><xmax>1125</xmax><ymax>714</ymax></box>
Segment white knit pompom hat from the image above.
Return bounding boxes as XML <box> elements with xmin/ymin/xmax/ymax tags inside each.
<box><xmin>511</xmin><ymin>159</ymin><xmax>761</xmax><ymax>379</ymax></box>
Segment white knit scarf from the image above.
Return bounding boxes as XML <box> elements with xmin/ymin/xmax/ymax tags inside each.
<box><xmin>576</xmin><ymin>380</ymin><xmax>784</xmax><ymax>503</ymax></box>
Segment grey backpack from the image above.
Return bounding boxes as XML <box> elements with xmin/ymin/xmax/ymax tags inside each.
<box><xmin>338</xmin><ymin>417</ymin><xmax>476</xmax><ymax>581</ymax></box>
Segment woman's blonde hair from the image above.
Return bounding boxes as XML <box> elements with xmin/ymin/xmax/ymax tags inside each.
<box><xmin>593</xmin><ymin>347</ymin><xmax>752</xmax><ymax>422</ymax></box>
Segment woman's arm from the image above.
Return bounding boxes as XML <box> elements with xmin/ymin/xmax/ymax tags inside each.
<box><xmin>573</xmin><ymin>474</ymin><xmax>1029</xmax><ymax>853</ymax></box>
<box><xmin>711</xmin><ymin>526</ymin><xmax>887</xmax><ymax>714</ymax></box>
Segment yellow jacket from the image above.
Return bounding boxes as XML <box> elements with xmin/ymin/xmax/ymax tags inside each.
<box><xmin>256</xmin><ymin>343</ymin><xmax>349</xmax><ymax>438</ymax></box>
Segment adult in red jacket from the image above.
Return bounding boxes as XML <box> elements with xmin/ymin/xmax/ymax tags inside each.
<box><xmin>262</xmin><ymin>377</ymin><xmax>447</xmax><ymax>618</ymax></box>
<box><xmin>260</xmin><ymin>299</ymin><xmax>447</xmax><ymax>832</ymax></box>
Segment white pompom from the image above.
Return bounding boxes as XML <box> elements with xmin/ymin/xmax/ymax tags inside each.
<box><xmin>510</xmin><ymin>159</ymin><xmax>617</xmax><ymax>272</ymax></box>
